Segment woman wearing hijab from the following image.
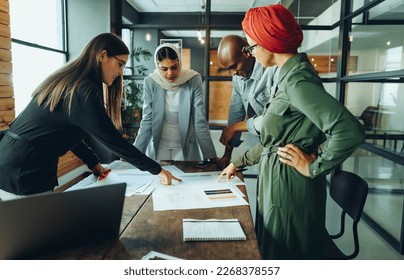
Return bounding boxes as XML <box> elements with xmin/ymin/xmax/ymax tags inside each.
<box><xmin>0</xmin><ymin>33</ymin><xmax>180</xmax><ymax>201</ymax></box>
<box><xmin>218</xmin><ymin>5</ymin><xmax>365</xmax><ymax>259</ymax></box>
<box><xmin>134</xmin><ymin>43</ymin><xmax>217</xmax><ymax>161</ymax></box>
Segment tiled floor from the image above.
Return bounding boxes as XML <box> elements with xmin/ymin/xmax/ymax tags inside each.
<box><xmin>211</xmin><ymin>130</ymin><xmax>404</xmax><ymax>260</ymax></box>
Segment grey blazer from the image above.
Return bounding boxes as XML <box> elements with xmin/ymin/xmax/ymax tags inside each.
<box><xmin>134</xmin><ymin>74</ymin><xmax>216</xmax><ymax>161</ymax></box>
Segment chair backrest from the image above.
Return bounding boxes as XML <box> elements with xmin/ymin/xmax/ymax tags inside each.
<box><xmin>359</xmin><ymin>106</ymin><xmax>378</xmax><ymax>131</ymax></box>
<box><xmin>330</xmin><ymin>170</ymin><xmax>368</xmax><ymax>223</ymax></box>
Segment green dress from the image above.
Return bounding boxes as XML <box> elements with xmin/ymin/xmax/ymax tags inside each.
<box><xmin>233</xmin><ymin>53</ymin><xmax>365</xmax><ymax>259</ymax></box>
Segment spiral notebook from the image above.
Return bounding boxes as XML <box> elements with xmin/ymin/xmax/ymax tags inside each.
<box><xmin>182</xmin><ymin>218</ymin><xmax>246</xmax><ymax>242</ymax></box>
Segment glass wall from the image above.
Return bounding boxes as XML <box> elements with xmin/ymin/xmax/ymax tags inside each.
<box><xmin>304</xmin><ymin>0</ymin><xmax>341</xmax><ymax>26</ymax></box>
<box><xmin>10</xmin><ymin>44</ymin><xmax>65</xmax><ymax>114</ymax></box>
<box><xmin>302</xmin><ymin>30</ymin><xmax>339</xmax><ymax>78</ymax></box>
<box><xmin>343</xmin><ymin>2</ymin><xmax>404</xmax><ymax>247</ymax></box>
<box><xmin>10</xmin><ymin>0</ymin><xmax>65</xmax><ymax>49</ymax></box>
<box><xmin>345</xmin><ymin>82</ymin><xmax>404</xmax><ymax>137</ymax></box>
<box><xmin>342</xmin><ymin>0</ymin><xmax>404</xmax><ymax>254</ymax></box>
<box><xmin>349</xmin><ymin>23</ymin><xmax>404</xmax><ymax>74</ymax></box>
<box><xmin>343</xmin><ymin>146</ymin><xmax>404</xmax><ymax>243</ymax></box>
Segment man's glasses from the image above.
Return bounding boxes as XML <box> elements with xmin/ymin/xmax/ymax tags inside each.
<box><xmin>244</xmin><ymin>44</ymin><xmax>257</xmax><ymax>55</ymax></box>
<box><xmin>113</xmin><ymin>56</ymin><xmax>126</xmax><ymax>70</ymax></box>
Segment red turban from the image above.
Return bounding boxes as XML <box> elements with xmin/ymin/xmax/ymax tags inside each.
<box><xmin>242</xmin><ymin>4</ymin><xmax>303</xmax><ymax>53</ymax></box>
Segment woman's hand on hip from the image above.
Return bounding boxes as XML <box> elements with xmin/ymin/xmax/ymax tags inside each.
<box><xmin>277</xmin><ymin>144</ymin><xmax>317</xmax><ymax>177</ymax></box>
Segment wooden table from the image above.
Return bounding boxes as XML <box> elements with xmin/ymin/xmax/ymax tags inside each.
<box><xmin>46</xmin><ymin>162</ymin><xmax>260</xmax><ymax>260</ymax></box>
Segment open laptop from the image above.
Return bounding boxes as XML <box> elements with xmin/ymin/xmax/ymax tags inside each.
<box><xmin>0</xmin><ymin>183</ymin><xmax>126</xmax><ymax>259</ymax></box>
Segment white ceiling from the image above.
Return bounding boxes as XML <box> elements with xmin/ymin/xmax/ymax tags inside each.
<box><xmin>161</xmin><ymin>29</ymin><xmax>246</xmax><ymax>38</ymax></box>
<box><xmin>127</xmin><ymin>0</ymin><xmax>279</xmax><ymax>13</ymax></box>
<box><xmin>126</xmin><ymin>0</ymin><xmax>280</xmax><ymax>38</ymax></box>
<box><xmin>126</xmin><ymin>0</ymin><xmax>404</xmax><ymax>49</ymax></box>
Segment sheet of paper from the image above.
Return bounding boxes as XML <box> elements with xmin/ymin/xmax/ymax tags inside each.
<box><xmin>152</xmin><ymin>178</ymin><xmax>249</xmax><ymax>211</ymax></box>
<box><xmin>67</xmin><ymin>160</ymin><xmax>245</xmax><ymax>200</ymax></box>
<box><xmin>179</xmin><ymin>172</ymin><xmax>245</xmax><ymax>186</ymax></box>
<box><xmin>175</xmin><ymin>173</ymin><xmax>245</xmax><ymax>197</ymax></box>
<box><xmin>107</xmin><ymin>160</ymin><xmax>136</xmax><ymax>170</ymax></box>
<box><xmin>68</xmin><ymin>169</ymin><xmax>158</xmax><ymax>196</ymax></box>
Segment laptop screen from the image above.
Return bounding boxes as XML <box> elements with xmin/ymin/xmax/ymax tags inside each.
<box><xmin>0</xmin><ymin>183</ymin><xmax>126</xmax><ymax>259</ymax></box>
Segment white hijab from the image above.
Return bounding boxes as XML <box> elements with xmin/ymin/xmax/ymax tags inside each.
<box><xmin>150</xmin><ymin>43</ymin><xmax>199</xmax><ymax>91</ymax></box>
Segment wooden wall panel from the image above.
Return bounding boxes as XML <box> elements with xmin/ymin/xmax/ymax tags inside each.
<box><xmin>181</xmin><ymin>48</ymin><xmax>191</xmax><ymax>69</ymax></box>
<box><xmin>209</xmin><ymin>49</ymin><xmax>232</xmax><ymax>77</ymax></box>
<box><xmin>0</xmin><ymin>22</ymin><xmax>9</xmax><ymax>37</ymax></box>
<box><xmin>0</xmin><ymin>11</ymin><xmax>9</xmax><ymax>25</ymax></box>
<box><xmin>0</xmin><ymin>48</ymin><xmax>11</xmax><ymax>61</ymax></box>
<box><xmin>0</xmin><ymin>0</ymin><xmax>13</xmax><ymax>130</ymax></box>
<box><xmin>308</xmin><ymin>55</ymin><xmax>358</xmax><ymax>74</ymax></box>
<box><xmin>0</xmin><ymin>72</ymin><xmax>11</xmax><ymax>84</ymax></box>
<box><xmin>0</xmin><ymin>60</ymin><xmax>11</xmax><ymax>73</ymax></box>
<box><xmin>57</xmin><ymin>151</ymin><xmax>84</xmax><ymax>177</ymax></box>
<box><xmin>209</xmin><ymin>81</ymin><xmax>232</xmax><ymax>125</ymax></box>
<box><xmin>0</xmin><ymin>85</ymin><xmax>12</xmax><ymax>97</ymax></box>
<box><xmin>0</xmin><ymin>108</ymin><xmax>13</xmax><ymax>129</ymax></box>
<box><xmin>0</xmin><ymin>0</ymin><xmax>8</xmax><ymax>13</ymax></box>
<box><xmin>0</xmin><ymin>34</ymin><xmax>10</xmax><ymax>49</ymax></box>
<box><xmin>308</xmin><ymin>55</ymin><xmax>337</xmax><ymax>74</ymax></box>
<box><xmin>208</xmin><ymin>49</ymin><xmax>233</xmax><ymax>126</ymax></box>
<box><xmin>0</xmin><ymin>96</ymin><xmax>12</xmax><ymax>110</ymax></box>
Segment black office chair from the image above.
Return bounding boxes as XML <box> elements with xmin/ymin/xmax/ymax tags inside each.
<box><xmin>326</xmin><ymin>170</ymin><xmax>369</xmax><ymax>259</ymax></box>
<box><xmin>358</xmin><ymin>106</ymin><xmax>378</xmax><ymax>131</ymax></box>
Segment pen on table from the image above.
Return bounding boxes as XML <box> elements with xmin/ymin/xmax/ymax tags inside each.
<box><xmin>98</xmin><ymin>170</ymin><xmax>111</xmax><ymax>181</ymax></box>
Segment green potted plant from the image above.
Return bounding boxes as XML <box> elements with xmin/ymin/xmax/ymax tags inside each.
<box><xmin>122</xmin><ymin>47</ymin><xmax>153</xmax><ymax>142</ymax></box>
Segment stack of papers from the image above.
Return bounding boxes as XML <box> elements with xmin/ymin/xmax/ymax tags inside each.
<box><xmin>68</xmin><ymin>160</ymin><xmax>247</xmax><ymax>208</ymax></box>
<box><xmin>68</xmin><ymin>168</ymin><xmax>158</xmax><ymax>196</ymax></box>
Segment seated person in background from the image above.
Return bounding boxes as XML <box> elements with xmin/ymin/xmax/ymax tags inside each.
<box><xmin>0</xmin><ymin>33</ymin><xmax>180</xmax><ymax>201</ymax></box>
<box><xmin>134</xmin><ymin>43</ymin><xmax>217</xmax><ymax>162</ymax></box>
<box><xmin>216</xmin><ymin>35</ymin><xmax>278</xmax><ymax>169</ymax></box>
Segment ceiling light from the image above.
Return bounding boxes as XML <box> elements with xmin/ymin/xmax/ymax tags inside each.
<box><xmin>145</xmin><ymin>32</ymin><xmax>152</xmax><ymax>42</ymax></box>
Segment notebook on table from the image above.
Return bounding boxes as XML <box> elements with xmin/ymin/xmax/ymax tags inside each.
<box><xmin>0</xmin><ymin>183</ymin><xmax>126</xmax><ymax>259</ymax></box>
<box><xmin>182</xmin><ymin>218</ymin><xmax>246</xmax><ymax>242</ymax></box>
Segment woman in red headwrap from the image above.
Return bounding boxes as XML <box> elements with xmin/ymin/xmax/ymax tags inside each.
<box><xmin>218</xmin><ymin>4</ymin><xmax>365</xmax><ymax>259</ymax></box>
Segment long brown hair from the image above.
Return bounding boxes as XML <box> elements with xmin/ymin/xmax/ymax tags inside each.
<box><xmin>32</xmin><ymin>33</ymin><xmax>129</xmax><ymax>131</ymax></box>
